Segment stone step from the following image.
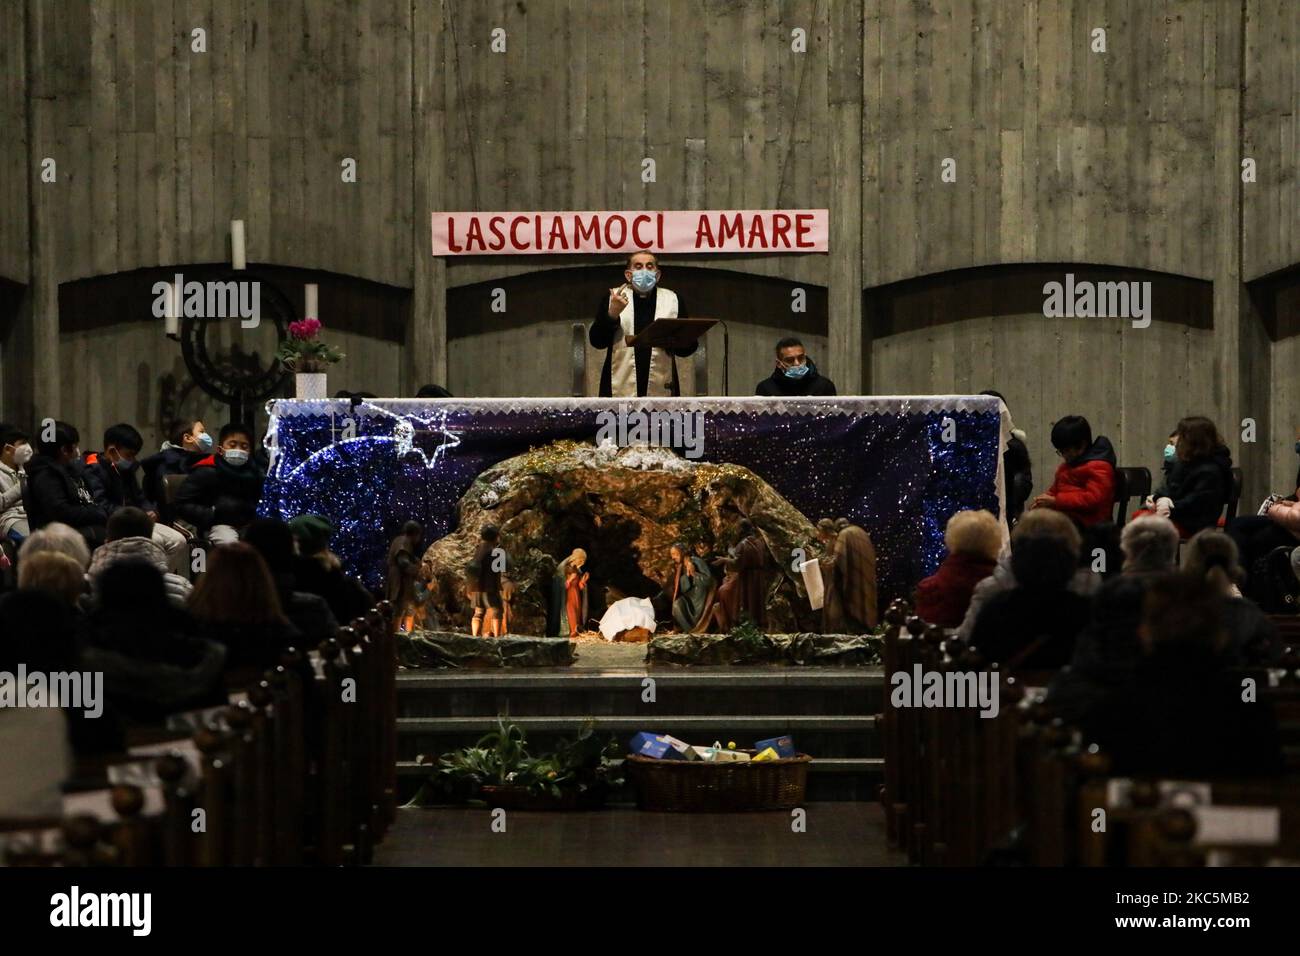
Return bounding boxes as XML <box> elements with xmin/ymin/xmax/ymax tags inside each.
<box><xmin>396</xmin><ymin>668</ymin><xmax>886</xmax><ymax>718</ymax></box>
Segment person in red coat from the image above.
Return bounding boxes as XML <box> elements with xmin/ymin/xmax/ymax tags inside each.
<box><xmin>914</xmin><ymin>509</ymin><xmax>1002</xmax><ymax>627</ymax></box>
<box><xmin>1032</xmin><ymin>415</ymin><xmax>1117</xmax><ymax>528</ymax></box>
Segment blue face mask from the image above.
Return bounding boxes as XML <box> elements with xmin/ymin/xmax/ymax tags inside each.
<box><xmin>1163</xmin><ymin>443</ymin><xmax>1176</xmax><ymax>461</ymax></box>
<box><xmin>195</xmin><ymin>432</ymin><xmax>214</xmax><ymax>452</ymax></box>
<box><xmin>783</xmin><ymin>362</ymin><xmax>811</xmax><ymax>380</ymax></box>
<box><xmin>630</xmin><ymin>270</ymin><xmax>658</xmax><ymax>293</ymax></box>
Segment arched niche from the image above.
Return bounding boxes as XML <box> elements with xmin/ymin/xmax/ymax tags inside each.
<box><xmin>867</xmin><ymin>262</ymin><xmax>1215</xmax><ymax>488</ymax></box>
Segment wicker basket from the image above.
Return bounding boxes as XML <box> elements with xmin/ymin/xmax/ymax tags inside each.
<box><xmin>625</xmin><ymin>751</ymin><xmax>812</xmax><ymax>812</ymax></box>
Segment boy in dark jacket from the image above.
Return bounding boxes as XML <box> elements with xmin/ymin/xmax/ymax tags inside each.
<box><xmin>84</xmin><ymin>423</ymin><xmax>189</xmax><ymax>575</ymax></box>
<box><xmin>23</xmin><ymin>421</ymin><xmax>108</xmax><ymax>546</ymax></box>
<box><xmin>174</xmin><ymin>422</ymin><xmax>265</xmax><ymax>544</ymax></box>
<box><xmin>1032</xmin><ymin>415</ymin><xmax>1116</xmax><ymax>528</ymax></box>
<box><xmin>141</xmin><ymin>418</ymin><xmax>211</xmax><ymax>517</ymax></box>
<box><xmin>1145</xmin><ymin>416</ymin><xmax>1232</xmax><ymax>537</ymax></box>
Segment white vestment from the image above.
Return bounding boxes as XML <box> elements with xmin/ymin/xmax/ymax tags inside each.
<box><xmin>608</xmin><ymin>286</ymin><xmax>680</xmax><ymax>397</ymax></box>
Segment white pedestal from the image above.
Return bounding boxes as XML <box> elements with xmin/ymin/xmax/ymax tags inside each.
<box><xmin>295</xmin><ymin>372</ymin><xmax>328</xmax><ymax>400</ymax></box>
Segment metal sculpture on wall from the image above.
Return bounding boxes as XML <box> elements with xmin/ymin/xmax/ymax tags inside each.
<box><xmin>178</xmin><ymin>270</ymin><xmax>294</xmax><ymax>425</ymax></box>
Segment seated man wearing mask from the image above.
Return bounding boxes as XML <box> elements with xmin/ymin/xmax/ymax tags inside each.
<box><xmin>589</xmin><ymin>249</ymin><xmax>696</xmax><ymax>397</ymax></box>
<box><xmin>174</xmin><ymin>422</ymin><xmax>265</xmax><ymax>545</ymax></box>
<box><xmin>755</xmin><ymin>337</ymin><xmax>838</xmax><ymax>396</ymax></box>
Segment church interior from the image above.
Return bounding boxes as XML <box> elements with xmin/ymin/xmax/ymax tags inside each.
<box><xmin>1</xmin><ymin>0</ymin><xmax>1299</xmax><ymax>927</ymax></box>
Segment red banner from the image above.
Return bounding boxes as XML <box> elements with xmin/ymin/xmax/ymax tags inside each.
<box><xmin>431</xmin><ymin>209</ymin><xmax>829</xmax><ymax>255</ymax></box>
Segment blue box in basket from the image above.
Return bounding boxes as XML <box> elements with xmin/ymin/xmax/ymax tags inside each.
<box><xmin>630</xmin><ymin>732</ymin><xmax>687</xmax><ymax>759</ymax></box>
<box><xmin>754</xmin><ymin>735</ymin><xmax>796</xmax><ymax>758</ymax></box>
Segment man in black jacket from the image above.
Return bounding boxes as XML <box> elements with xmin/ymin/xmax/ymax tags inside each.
<box><xmin>84</xmin><ymin>423</ymin><xmax>189</xmax><ymax>576</ymax></box>
<box><xmin>173</xmin><ymin>422</ymin><xmax>265</xmax><ymax>545</ymax></box>
<box><xmin>24</xmin><ymin>421</ymin><xmax>108</xmax><ymax>546</ymax></box>
<box><xmin>755</xmin><ymin>337</ymin><xmax>838</xmax><ymax>396</ymax></box>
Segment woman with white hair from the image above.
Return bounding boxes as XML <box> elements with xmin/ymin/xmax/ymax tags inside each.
<box><xmin>17</xmin><ymin>521</ymin><xmax>92</xmax><ymax>570</ymax></box>
<box><xmin>1118</xmin><ymin>514</ymin><xmax>1181</xmax><ymax>573</ymax></box>
<box><xmin>16</xmin><ymin>522</ymin><xmax>91</xmax><ymax>608</ymax></box>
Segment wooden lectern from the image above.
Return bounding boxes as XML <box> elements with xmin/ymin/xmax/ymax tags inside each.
<box><xmin>625</xmin><ymin>317</ymin><xmax>718</xmax><ymax>351</ymax></box>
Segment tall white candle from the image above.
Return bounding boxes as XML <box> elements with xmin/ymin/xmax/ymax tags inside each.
<box><xmin>165</xmin><ymin>277</ymin><xmax>181</xmax><ymax>337</ymax></box>
<box><xmin>305</xmin><ymin>283</ymin><xmax>319</xmax><ymax>320</ymax></box>
<box><xmin>231</xmin><ymin>219</ymin><xmax>246</xmax><ymax>270</ymax></box>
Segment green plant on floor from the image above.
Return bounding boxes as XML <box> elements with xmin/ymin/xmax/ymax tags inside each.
<box><xmin>435</xmin><ymin>715</ymin><xmax>529</xmax><ymax>788</ymax></box>
<box><xmin>426</xmin><ymin>716</ymin><xmax>624</xmax><ymax>803</ymax></box>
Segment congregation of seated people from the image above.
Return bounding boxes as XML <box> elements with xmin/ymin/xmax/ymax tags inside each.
<box><xmin>913</xmin><ymin>408</ymin><xmax>1290</xmax><ymax>781</ymax></box>
<box><xmin>0</xmin><ymin>417</ymin><xmax>376</xmax><ymax>820</ymax></box>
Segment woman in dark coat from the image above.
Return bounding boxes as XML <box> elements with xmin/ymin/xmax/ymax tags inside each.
<box><xmin>1145</xmin><ymin>416</ymin><xmax>1232</xmax><ymax>537</ymax></box>
<box><xmin>969</xmin><ymin>511</ymin><xmax>1091</xmax><ymax>672</ymax></box>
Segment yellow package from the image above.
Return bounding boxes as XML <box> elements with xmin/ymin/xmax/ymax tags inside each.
<box><xmin>752</xmin><ymin>747</ymin><xmax>780</xmax><ymax>762</ymax></box>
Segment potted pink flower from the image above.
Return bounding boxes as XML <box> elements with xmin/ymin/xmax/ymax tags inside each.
<box><xmin>278</xmin><ymin>317</ymin><xmax>344</xmax><ymax>399</ymax></box>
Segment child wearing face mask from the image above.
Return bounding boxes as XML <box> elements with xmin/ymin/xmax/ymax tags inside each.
<box><xmin>174</xmin><ymin>422</ymin><xmax>265</xmax><ymax>545</ymax></box>
<box><xmin>0</xmin><ymin>424</ymin><xmax>34</xmax><ymax>543</ymax></box>
<box><xmin>141</xmin><ymin>418</ymin><xmax>212</xmax><ymax>516</ymax></box>
<box><xmin>84</xmin><ymin>423</ymin><xmax>190</xmax><ymax>576</ymax></box>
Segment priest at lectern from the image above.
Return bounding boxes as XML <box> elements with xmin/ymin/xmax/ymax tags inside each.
<box><xmin>589</xmin><ymin>249</ymin><xmax>701</xmax><ymax>397</ymax></box>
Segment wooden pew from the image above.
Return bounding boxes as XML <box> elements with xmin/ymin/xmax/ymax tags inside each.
<box><xmin>3</xmin><ymin>600</ymin><xmax>397</xmax><ymax>868</ymax></box>
<box><xmin>1073</xmin><ymin>775</ymin><xmax>1300</xmax><ymax>866</ymax></box>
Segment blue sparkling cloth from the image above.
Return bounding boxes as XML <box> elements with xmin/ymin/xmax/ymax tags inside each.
<box><xmin>259</xmin><ymin>396</ymin><xmax>1005</xmax><ymax>604</ymax></box>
